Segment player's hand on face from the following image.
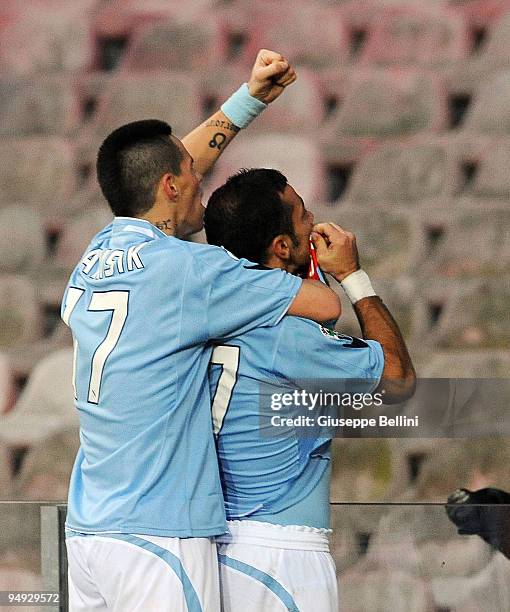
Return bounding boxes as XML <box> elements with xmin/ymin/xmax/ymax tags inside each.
<box><xmin>311</xmin><ymin>222</ymin><xmax>360</xmax><ymax>282</ymax></box>
<box><xmin>247</xmin><ymin>49</ymin><xmax>297</xmax><ymax>104</ymax></box>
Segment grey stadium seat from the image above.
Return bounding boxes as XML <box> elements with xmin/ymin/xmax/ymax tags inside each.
<box><xmin>0</xmin><ymin>138</ymin><xmax>78</xmax><ymax>212</ymax></box>
<box><xmin>324</xmin><ymin>69</ymin><xmax>448</xmax><ymax>138</ymax></box>
<box><xmin>311</xmin><ymin>203</ymin><xmax>424</xmax><ymax>277</ymax></box>
<box><xmin>207</xmin><ymin>134</ymin><xmax>327</xmax><ymax>204</ymax></box>
<box><xmin>90</xmin><ymin>72</ymin><xmax>202</xmax><ymax>143</ymax></box>
<box><xmin>0</xmin><ymin>275</ymin><xmax>43</xmax><ymax>350</ymax></box>
<box><xmin>0</xmin><ymin>206</ymin><xmax>46</xmax><ymax>274</ymax></box>
<box><xmin>422</xmin><ymin>278</ymin><xmax>510</xmax><ymax>349</ymax></box>
<box><xmin>463</xmin><ymin>71</ymin><xmax>510</xmax><ymax>134</ymax></box>
<box><xmin>345</xmin><ymin>139</ymin><xmax>461</xmax><ymax>204</ymax></box>
<box><xmin>0</xmin><ymin>348</ymin><xmax>77</xmax><ymax>448</ymax></box>
<box><xmin>340</xmin><ymin>569</ymin><xmax>435</xmax><ymax>612</ymax></box>
<box><xmin>244</xmin><ymin>1</ymin><xmax>350</xmax><ymax>69</ymax></box>
<box><xmin>467</xmin><ymin>140</ymin><xmax>510</xmax><ymax>198</ymax></box>
<box><xmin>359</xmin><ymin>4</ymin><xmax>469</xmax><ymax>68</ymax></box>
<box><xmin>0</xmin><ymin>76</ymin><xmax>81</xmax><ymax>136</ymax></box>
<box><xmin>423</xmin><ymin>206</ymin><xmax>510</xmax><ymax>278</ymax></box>
<box><xmin>0</xmin><ymin>0</ymin><xmax>95</xmax><ymax>76</ymax></box>
<box><xmin>122</xmin><ymin>17</ymin><xmax>228</xmax><ymax>74</ymax></box>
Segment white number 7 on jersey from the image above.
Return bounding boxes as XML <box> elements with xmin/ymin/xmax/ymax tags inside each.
<box><xmin>210</xmin><ymin>345</ymin><xmax>240</xmax><ymax>434</ymax></box>
<box><xmin>63</xmin><ymin>289</ymin><xmax>129</xmax><ymax>404</ymax></box>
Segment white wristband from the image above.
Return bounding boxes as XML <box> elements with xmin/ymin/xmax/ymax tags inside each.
<box><xmin>340</xmin><ymin>270</ymin><xmax>377</xmax><ymax>304</ymax></box>
<box><xmin>220</xmin><ymin>83</ymin><xmax>267</xmax><ymax>129</ymax></box>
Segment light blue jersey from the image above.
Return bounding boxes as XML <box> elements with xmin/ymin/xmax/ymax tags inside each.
<box><xmin>61</xmin><ymin>217</ymin><xmax>302</xmax><ymax>537</ymax></box>
<box><xmin>209</xmin><ymin>316</ymin><xmax>384</xmax><ymax>528</ymax></box>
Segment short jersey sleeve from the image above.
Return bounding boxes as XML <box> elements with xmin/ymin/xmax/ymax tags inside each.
<box><xmin>272</xmin><ymin>317</ymin><xmax>384</xmax><ymax>391</ymax></box>
<box><xmin>191</xmin><ymin>244</ymin><xmax>302</xmax><ymax>340</ymax></box>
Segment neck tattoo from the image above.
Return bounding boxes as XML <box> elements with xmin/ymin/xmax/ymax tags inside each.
<box><xmin>154</xmin><ymin>219</ymin><xmax>175</xmax><ymax>232</ymax></box>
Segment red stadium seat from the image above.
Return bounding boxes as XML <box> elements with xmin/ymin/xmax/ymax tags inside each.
<box><xmin>359</xmin><ymin>5</ymin><xmax>470</xmax><ymax>68</ymax></box>
<box><xmin>0</xmin><ymin>76</ymin><xmax>81</xmax><ymax>136</ymax></box>
<box><xmin>89</xmin><ymin>72</ymin><xmax>202</xmax><ymax>142</ymax></box>
<box><xmin>345</xmin><ymin>138</ymin><xmax>461</xmax><ymax>204</ymax></box>
<box><xmin>323</xmin><ymin>69</ymin><xmax>448</xmax><ymax>139</ymax></box>
<box><xmin>243</xmin><ymin>1</ymin><xmax>350</xmax><ymax>69</ymax></box>
<box><xmin>206</xmin><ymin>134</ymin><xmax>326</xmax><ymax>204</ymax></box>
<box><xmin>0</xmin><ymin>138</ymin><xmax>78</xmax><ymax>212</ymax></box>
<box><xmin>0</xmin><ymin>1</ymin><xmax>95</xmax><ymax>75</ymax></box>
<box><xmin>122</xmin><ymin>17</ymin><xmax>229</xmax><ymax>74</ymax></box>
<box><xmin>0</xmin><ymin>206</ymin><xmax>46</xmax><ymax>274</ymax></box>
<box><xmin>463</xmin><ymin>70</ymin><xmax>510</xmax><ymax>134</ymax></box>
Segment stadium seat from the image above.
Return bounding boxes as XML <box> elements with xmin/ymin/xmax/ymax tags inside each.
<box><xmin>243</xmin><ymin>1</ymin><xmax>350</xmax><ymax>69</ymax></box>
<box><xmin>311</xmin><ymin>203</ymin><xmax>423</xmax><ymax>277</ymax></box>
<box><xmin>0</xmin><ymin>275</ymin><xmax>43</xmax><ymax>350</ymax></box>
<box><xmin>0</xmin><ymin>443</ymin><xmax>13</xmax><ymax>498</ymax></box>
<box><xmin>463</xmin><ymin>70</ymin><xmax>510</xmax><ymax>134</ymax></box>
<box><xmin>359</xmin><ymin>5</ymin><xmax>470</xmax><ymax>68</ymax></box>
<box><xmin>333</xmin><ymin>275</ymin><xmax>418</xmax><ymax>343</ymax></box>
<box><xmin>0</xmin><ymin>76</ymin><xmax>81</xmax><ymax>136</ymax></box>
<box><xmin>89</xmin><ymin>72</ymin><xmax>202</xmax><ymax>142</ymax></box>
<box><xmin>423</xmin><ymin>351</ymin><xmax>510</xmax><ymax>377</ymax></box>
<box><xmin>424</xmin><ymin>206</ymin><xmax>510</xmax><ymax>278</ymax></box>
<box><xmin>340</xmin><ymin>569</ymin><xmax>434</xmax><ymax>612</ymax></box>
<box><xmin>344</xmin><ymin>139</ymin><xmax>461</xmax><ymax>203</ymax></box>
<box><xmin>122</xmin><ymin>17</ymin><xmax>229</xmax><ymax>74</ymax></box>
<box><xmin>13</xmin><ymin>428</ymin><xmax>79</xmax><ymax>501</ymax></box>
<box><xmin>0</xmin><ymin>353</ymin><xmax>16</xmax><ymax>416</ymax></box>
<box><xmin>207</xmin><ymin>68</ymin><xmax>326</xmax><ymax>135</ymax></box>
<box><xmin>53</xmin><ymin>206</ymin><xmax>113</xmax><ymax>274</ymax></box>
<box><xmin>0</xmin><ymin>138</ymin><xmax>78</xmax><ymax>212</ymax></box>
<box><xmin>0</xmin><ymin>1</ymin><xmax>95</xmax><ymax>75</ymax></box>
<box><xmin>206</xmin><ymin>134</ymin><xmax>326</xmax><ymax>204</ymax></box>
<box><xmin>0</xmin><ymin>206</ymin><xmax>46</xmax><ymax>274</ymax></box>
<box><xmin>466</xmin><ymin>140</ymin><xmax>510</xmax><ymax>198</ymax></box>
<box><xmin>324</xmin><ymin>69</ymin><xmax>448</xmax><ymax>139</ymax></box>
<box><xmin>424</xmin><ymin>278</ymin><xmax>510</xmax><ymax>349</ymax></box>
<box><xmin>330</xmin><ymin>440</ymin><xmax>394</xmax><ymax>502</ymax></box>
<box><xmin>0</xmin><ymin>348</ymin><xmax>77</xmax><ymax>448</ymax></box>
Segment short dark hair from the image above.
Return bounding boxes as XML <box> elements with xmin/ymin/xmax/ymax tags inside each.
<box><xmin>204</xmin><ymin>168</ymin><xmax>298</xmax><ymax>264</ymax></box>
<box><xmin>96</xmin><ymin>119</ymin><xmax>184</xmax><ymax>217</ymax></box>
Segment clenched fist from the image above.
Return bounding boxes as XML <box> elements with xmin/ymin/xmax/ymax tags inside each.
<box><xmin>247</xmin><ymin>49</ymin><xmax>297</xmax><ymax>104</ymax></box>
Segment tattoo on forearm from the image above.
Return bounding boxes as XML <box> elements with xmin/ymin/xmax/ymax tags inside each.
<box><xmin>154</xmin><ymin>219</ymin><xmax>175</xmax><ymax>231</ymax></box>
<box><xmin>209</xmin><ymin>133</ymin><xmax>227</xmax><ymax>150</ymax></box>
<box><xmin>205</xmin><ymin>119</ymin><xmax>240</xmax><ymax>133</ymax></box>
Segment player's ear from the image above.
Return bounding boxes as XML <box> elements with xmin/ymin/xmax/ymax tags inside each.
<box><xmin>161</xmin><ymin>173</ymin><xmax>179</xmax><ymax>201</ymax></box>
<box><xmin>270</xmin><ymin>234</ymin><xmax>292</xmax><ymax>262</ymax></box>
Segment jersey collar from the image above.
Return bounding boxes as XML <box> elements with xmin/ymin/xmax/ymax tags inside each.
<box><xmin>113</xmin><ymin>217</ymin><xmax>167</xmax><ymax>240</ymax></box>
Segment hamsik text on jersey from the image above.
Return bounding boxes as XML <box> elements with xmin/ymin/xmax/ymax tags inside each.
<box><xmin>61</xmin><ymin>217</ymin><xmax>302</xmax><ymax>537</ymax></box>
<box><xmin>209</xmin><ymin>317</ymin><xmax>384</xmax><ymax>529</ymax></box>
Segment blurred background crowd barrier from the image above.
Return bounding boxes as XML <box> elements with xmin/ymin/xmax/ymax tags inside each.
<box><xmin>0</xmin><ymin>1</ymin><xmax>509</xmax><ymax>608</ymax></box>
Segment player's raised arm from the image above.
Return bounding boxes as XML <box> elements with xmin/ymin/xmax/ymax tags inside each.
<box><xmin>312</xmin><ymin>222</ymin><xmax>416</xmax><ymax>403</ymax></box>
<box><xmin>182</xmin><ymin>49</ymin><xmax>297</xmax><ymax>176</ymax></box>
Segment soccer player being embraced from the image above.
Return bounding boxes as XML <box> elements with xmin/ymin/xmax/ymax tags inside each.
<box><xmin>61</xmin><ymin>53</ymin><xmax>342</xmax><ymax>612</ymax></box>
<box><xmin>204</xmin><ymin>169</ymin><xmax>416</xmax><ymax>612</ymax></box>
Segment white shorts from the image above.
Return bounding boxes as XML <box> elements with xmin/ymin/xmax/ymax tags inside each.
<box><xmin>217</xmin><ymin>521</ymin><xmax>338</xmax><ymax>612</ymax></box>
<box><xmin>66</xmin><ymin>533</ymin><xmax>220</xmax><ymax>612</ymax></box>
